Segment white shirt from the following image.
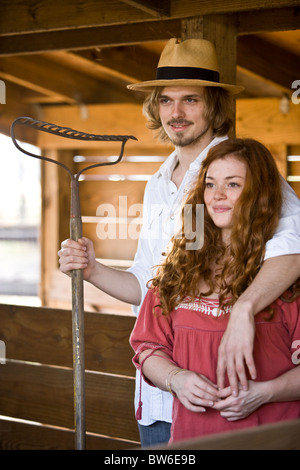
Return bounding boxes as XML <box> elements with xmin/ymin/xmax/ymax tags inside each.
<box><xmin>128</xmin><ymin>136</ymin><xmax>300</xmax><ymax>425</ymax></box>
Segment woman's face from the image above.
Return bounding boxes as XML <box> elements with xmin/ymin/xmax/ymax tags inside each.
<box><xmin>204</xmin><ymin>155</ymin><xmax>247</xmax><ymax>242</ymax></box>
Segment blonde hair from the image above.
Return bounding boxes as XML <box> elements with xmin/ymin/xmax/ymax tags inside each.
<box><xmin>152</xmin><ymin>138</ymin><xmax>283</xmax><ymax>316</ymax></box>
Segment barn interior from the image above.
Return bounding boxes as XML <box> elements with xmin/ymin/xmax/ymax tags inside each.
<box><xmin>0</xmin><ymin>0</ymin><xmax>299</xmax><ymax>450</ymax></box>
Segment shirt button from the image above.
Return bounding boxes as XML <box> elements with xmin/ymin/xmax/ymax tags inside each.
<box><xmin>170</xmin><ymin>214</ymin><xmax>174</xmax><ymax>220</ymax></box>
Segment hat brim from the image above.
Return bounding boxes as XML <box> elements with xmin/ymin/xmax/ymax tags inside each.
<box><xmin>127</xmin><ymin>79</ymin><xmax>244</xmax><ymax>95</ymax></box>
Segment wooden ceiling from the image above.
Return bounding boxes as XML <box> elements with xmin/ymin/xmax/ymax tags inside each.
<box><xmin>0</xmin><ymin>0</ymin><xmax>300</xmax><ymax>143</ymax></box>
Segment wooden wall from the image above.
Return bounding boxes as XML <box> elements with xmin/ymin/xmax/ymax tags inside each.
<box><xmin>0</xmin><ymin>303</ymin><xmax>139</xmax><ymax>449</ymax></box>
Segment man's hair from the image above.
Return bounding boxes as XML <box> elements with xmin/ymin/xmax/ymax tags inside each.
<box><xmin>143</xmin><ymin>86</ymin><xmax>234</xmax><ymax>142</ymax></box>
<box><xmin>151</xmin><ymin>138</ymin><xmax>283</xmax><ymax>316</ymax></box>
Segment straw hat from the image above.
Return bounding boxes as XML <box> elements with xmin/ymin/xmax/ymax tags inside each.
<box><xmin>127</xmin><ymin>38</ymin><xmax>244</xmax><ymax>95</ymax></box>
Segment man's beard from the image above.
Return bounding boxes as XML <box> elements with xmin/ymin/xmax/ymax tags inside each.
<box><xmin>167</xmin><ymin>120</ymin><xmax>210</xmax><ymax>148</ymax></box>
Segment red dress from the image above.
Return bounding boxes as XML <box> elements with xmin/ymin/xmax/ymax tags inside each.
<box><xmin>130</xmin><ymin>289</ymin><xmax>300</xmax><ymax>444</ymax></box>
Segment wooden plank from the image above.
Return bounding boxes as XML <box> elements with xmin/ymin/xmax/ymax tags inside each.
<box><xmin>76</xmin><ymin>44</ymin><xmax>159</xmax><ymax>84</ymax></box>
<box><xmin>0</xmin><ymin>0</ymin><xmax>150</xmax><ymax>36</ymax></box>
<box><xmin>83</xmin><ymin>223</ymin><xmax>139</xmax><ymax>261</ymax></box>
<box><xmin>50</xmin><ymin>269</ymin><xmax>134</xmax><ymax>314</ymax></box>
<box><xmin>121</xmin><ymin>0</ymin><xmax>170</xmax><ymax>17</ymax></box>
<box><xmin>76</xmin><ymin>147</ymin><xmax>171</xmax><ymax>158</ymax></box>
<box><xmin>238</xmin><ymin>6</ymin><xmax>300</xmax><ymax>34</ymax></box>
<box><xmin>170</xmin><ymin>0</ymin><xmax>300</xmax><ymax>18</ymax></box>
<box><xmin>75</xmin><ymin>161</ymin><xmax>161</xmax><ymax>176</ymax></box>
<box><xmin>267</xmin><ymin>144</ymin><xmax>287</xmax><ymax>178</ymax></box>
<box><xmin>79</xmin><ymin>180</ymin><xmax>146</xmax><ymax>217</ymax></box>
<box><xmin>1</xmin><ymin>0</ymin><xmax>298</xmax><ymax>36</ymax></box>
<box><xmin>0</xmin><ymin>304</ymin><xmax>136</xmax><ymax>375</ymax></box>
<box><xmin>38</xmin><ymin>103</ymin><xmax>153</xmax><ymax>150</ymax></box>
<box><xmin>236</xmin><ymin>98</ymin><xmax>300</xmax><ymax>145</ymax></box>
<box><xmin>1</xmin><ymin>8</ymin><xmax>299</xmax><ymax>57</ymax></box>
<box><xmin>0</xmin><ymin>20</ymin><xmax>180</xmax><ymax>56</ymax></box>
<box><xmin>237</xmin><ymin>35</ymin><xmax>300</xmax><ymax>93</ymax></box>
<box><xmin>0</xmin><ymin>56</ymin><xmax>72</xmax><ymax>103</ymax></box>
<box><xmin>0</xmin><ymin>419</ymin><xmax>138</xmax><ymax>450</ymax></box>
<box><xmin>0</xmin><ymin>55</ymin><xmax>131</xmax><ymax>104</ymax></box>
<box><xmin>155</xmin><ymin>418</ymin><xmax>300</xmax><ymax>450</ymax></box>
<box><xmin>84</xmin><ymin>311</ymin><xmax>136</xmax><ymax>375</ymax></box>
<box><xmin>0</xmin><ymin>361</ymin><xmax>139</xmax><ymax>441</ymax></box>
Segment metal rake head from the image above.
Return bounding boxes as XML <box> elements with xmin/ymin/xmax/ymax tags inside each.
<box><xmin>11</xmin><ymin>116</ymin><xmax>137</xmax><ymax>179</ymax></box>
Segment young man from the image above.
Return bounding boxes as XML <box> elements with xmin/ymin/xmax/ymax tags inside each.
<box><xmin>58</xmin><ymin>38</ymin><xmax>300</xmax><ymax>446</ymax></box>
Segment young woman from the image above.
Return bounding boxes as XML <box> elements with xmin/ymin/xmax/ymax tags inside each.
<box><xmin>130</xmin><ymin>138</ymin><xmax>300</xmax><ymax>444</ymax></box>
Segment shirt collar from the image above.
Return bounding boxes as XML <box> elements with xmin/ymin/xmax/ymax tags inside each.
<box><xmin>158</xmin><ymin>135</ymin><xmax>228</xmax><ymax>179</ymax></box>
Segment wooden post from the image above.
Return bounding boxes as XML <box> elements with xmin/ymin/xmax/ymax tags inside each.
<box><xmin>40</xmin><ymin>149</ymin><xmax>75</xmax><ymax>306</ymax></box>
<box><xmin>181</xmin><ymin>15</ymin><xmax>238</xmax><ymax>134</ymax></box>
<box><xmin>40</xmin><ymin>150</ymin><xmax>59</xmax><ymax>305</ymax></box>
<box><xmin>202</xmin><ymin>14</ymin><xmax>238</xmax><ymax>93</ymax></box>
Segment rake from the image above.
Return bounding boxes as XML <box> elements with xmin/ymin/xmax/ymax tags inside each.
<box><xmin>11</xmin><ymin>116</ymin><xmax>137</xmax><ymax>450</ymax></box>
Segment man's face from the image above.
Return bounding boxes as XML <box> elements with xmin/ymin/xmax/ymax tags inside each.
<box><xmin>158</xmin><ymin>86</ymin><xmax>210</xmax><ymax>148</ymax></box>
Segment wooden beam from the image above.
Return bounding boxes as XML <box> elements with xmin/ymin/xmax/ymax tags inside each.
<box><xmin>120</xmin><ymin>0</ymin><xmax>170</xmax><ymax>17</ymax></box>
<box><xmin>0</xmin><ymin>19</ymin><xmax>181</xmax><ymax>56</ymax></box>
<box><xmin>75</xmin><ymin>45</ymin><xmax>159</xmax><ymax>83</ymax></box>
<box><xmin>236</xmin><ymin>66</ymin><xmax>284</xmax><ymax>99</ymax></box>
<box><xmin>170</xmin><ymin>0</ymin><xmax>300</xmax><ymax>18</ymax></box>
<box><xmin>0</xmin><ymin>56</ymin><xmax>74</xmax><ymax>103</ymax></box>
<box><xmin>0</xmin><ymin>0</ymin><xmax>151</xmax><ymax>36</ymax></box>
<box><xmin>1</xmin><ymin>0</ymin><xmax>298</xmax><ymax>36</ymax></box>
<box><xmin>236</xmin><ymin>97</ymin><xmax>300</xmax><ymax>145</ymax></box>
<box><xmin>0</xmin><ymin>7</ymin><xmax>299</xmax><ymax>56</ymax></box>
<box><xmin>238</xmin><ymin>6</ymin><xmax>300</xmax><ymax>34</ymax></box>
<box><xmin>0</xmin><ymin>55</ymin><xmax>132</xmax><ymax>104</ymax></box>
<box><xmin>237</xmin><ymin>35</ymin><xmax>300</xmax><ymax>93</ymax></box>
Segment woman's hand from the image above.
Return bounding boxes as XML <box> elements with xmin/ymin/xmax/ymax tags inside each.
<box><xmin>213</xmin><ymin>380</ymin><xmax>270</xmax><ymax>421</ymax></box>
<box><xmin>58</xmin><ymin>237</ymin><xmax>97</xmax><ymax>282</ymax></box>
<box><xmin>171</xmin><ymin>370</ymin><xmax>219</xmax><ymax>413</ymax></box>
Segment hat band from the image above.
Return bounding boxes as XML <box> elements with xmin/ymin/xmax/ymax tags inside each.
<box><xmin>156</xmin><ymin>66</ymin><xmax>220</xmax><ymax>83</ymax></box>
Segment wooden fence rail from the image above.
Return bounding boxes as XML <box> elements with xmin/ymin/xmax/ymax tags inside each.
<box><xmin>0</xmin><ymin>303</ymin><xmax>139</xmax><ymax>450</ymax></box>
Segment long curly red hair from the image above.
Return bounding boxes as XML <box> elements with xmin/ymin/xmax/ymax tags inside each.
<box><xmin>152</xmin><ymin>138</ymin><xmax>283</xmax><ymax>316</ymax></box>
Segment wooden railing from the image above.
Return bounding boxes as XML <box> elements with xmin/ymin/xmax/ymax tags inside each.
<box><xmin>0</xmin><ymin>303</ymin><xmax>140</xmax><ymax>450</ymax></box>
